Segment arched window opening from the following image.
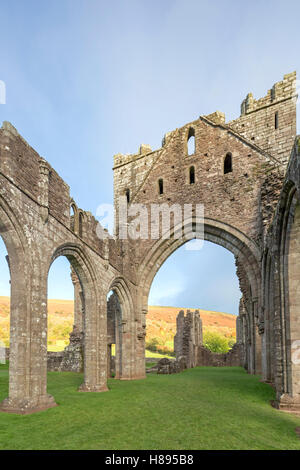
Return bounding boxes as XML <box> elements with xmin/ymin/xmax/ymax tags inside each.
<box><xmin>107</xmin><ymin>290</ymin><xmax>122</xmax><ymax>379</ymax></box>
<box><xmin>189</xmin><ymin>166</ymin><xmax>195</xmax><ymax>184</ymax></box>
<box><xmin>126</xmin><ymin>189</ymin><xmax>130</xmax><ymax>204</ymax></box>
<box><xmin>70</xmin><ymin>203</ymin><xmax>76</xmax><ymax>232</ymax></box>
<box><xmin>275</xmin><ymin>111</ymin><xmax>279</xmax><ymax>130</ymax></box>
<box><xmin>78</xmin><ymin>212</ymin><xmax>83</xmax><ymax>238</ymax></box>
<box><xmin>158</xmin><ymin>179</ymin><xmax>164</xmax><ymax>195</ymax></box>
<box><xmin>187</xmin><ymin>127</ymin><xmax>195</xmax><ymax>156</ymax></box>
<box><xmin>47</xmin><ymin>257</ymin><xmax>75</xmax><ymax>355</ymax></box>
<box><xmin>224</xmin><ymin>153</ymin><xmax>232</xmax><ymax>174</ymax></box>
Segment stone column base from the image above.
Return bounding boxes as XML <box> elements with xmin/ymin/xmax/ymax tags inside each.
<box><xmin>78</xmin><ymin>383</ymin><xmax>108</xmax><ymax>392</ymax></box>
<box><xmin>120</xmin><ymin>374</ymin><xmax>146</xmax><ymax>380</ymax></box>
<box><xmin>272</xmin><ymin>393</ymin><xmax>300</xmax><ymax>413</ymax></box>
<box><xmin>260</xmin><ymin>379</ymin><xmax>275</xmax><ymax>389</ymax></box>
<box><xmin>0</xmin><ymin>394</ymin><xmax>57</xmax><ymax>415</ymax></box>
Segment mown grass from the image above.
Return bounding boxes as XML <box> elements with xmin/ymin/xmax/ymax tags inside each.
<box><xmin>145</xmin><ymin>362</ymin><xmax>157</xmax><ymax>369</ymax></box>
<box><xmin>0</xmin><ymin>363</ymin><xmax>299</xmax><ymax>450</ymax></box>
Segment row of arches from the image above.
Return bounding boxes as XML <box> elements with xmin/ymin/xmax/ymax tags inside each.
<box><xmin>1</xmin><ymin>171</ymin><xmax>299</xmax><ymax>412</ymax></box>
<box><xmin>0</xmin><ymin>188</ymin><xmax>256</xmax><ymax>413</ymax></box>
<box><xmin>262</xmin><ymin>180</ymin><xmax>300</xmax><ymax>405</ymax></box>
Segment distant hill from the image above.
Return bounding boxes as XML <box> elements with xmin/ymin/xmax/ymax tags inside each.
<box><xmin>0</xmin><ymin>296</ymin><xmax>74</xmax><ymax>350</ymax></box>
<box><xmin>0</xmin><ymin>296</ymin><xmax>236</xmax><ymax>353</ymax></box>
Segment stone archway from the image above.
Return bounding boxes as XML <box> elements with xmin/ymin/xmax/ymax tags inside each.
<box><xmin>136</xmin><ymin>217</ymin><xmax>262</xmax><ymax>378</ymax></box>
<box><xmin>275</xmin><ymin>183</ymin><xmax>300</xmax><ymax>410</ymax></box>
<box><xmin>108</xmin><ymin>277</ymin><xmax>138</xmax><ymax>380</ymax></box>
<box><xmin>286</xmin><ymin>200</ymin><xmax>300</xmax><ymax>397</ymax></box>
<box><xmin>49</xmin><ymin>243</ymin><xmax>108</xmax><ymax>393</ymax></box>
<box><xmin>0</xmin><ymin>196</ymin><xmax>56</xmax><ymax>414</ymax></box>
<box><xmin>107</xmin><ymin>291</ymin><xmax>122</xmax><ymax>378</ymax></box>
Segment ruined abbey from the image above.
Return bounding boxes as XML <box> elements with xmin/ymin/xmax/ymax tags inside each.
<box><xmin>0</xmin><ymin>71</ymin><xmax>299</xmax><ymax>414</ymax></box>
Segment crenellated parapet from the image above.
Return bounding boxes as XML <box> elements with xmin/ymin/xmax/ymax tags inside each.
<box><xmin>228</xmin><ymin>72</ymin><xmax>296</xmax><ymax>166</ymax></box>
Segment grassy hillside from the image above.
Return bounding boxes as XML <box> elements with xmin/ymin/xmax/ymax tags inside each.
<box><xmin>0</xmin><ymin>297</ymin><xmax>74</xmax><ymax>350</ymax></box>
<box><xmin>0</xmin><ymin>296</ymin><xmax>236</xmax><ymax>354</ymax></box>
<box><xmin>146</xmin><ymin>305</ymin><xmax>236</xmax><ymax>355</ymax></box>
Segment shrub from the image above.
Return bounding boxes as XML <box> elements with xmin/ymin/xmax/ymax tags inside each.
<box><xmin>203</xmin><ymin>331</ymin><xmax>232</xmax><ymax>354</ymax></box>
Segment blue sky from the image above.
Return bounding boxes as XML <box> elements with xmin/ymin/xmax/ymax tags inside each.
<box><xmin>0</xmin><ymin>0</ymin><xmax>299</xmax><ymax>314</ymax></box>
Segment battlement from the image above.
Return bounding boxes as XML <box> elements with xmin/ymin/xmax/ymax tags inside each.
<box><xmin>228</xmin><ymin>72</ymin><xmax>297</xmax><ymax>166</ymax></box>
<box><xmin>240</xmin><ymin>71</ymin><xmax>296</xmax><ymax>115</ymax></box>
<box><xmin>113</xmin><ymin>129</ymin><xmax>180</xmax><ymax>169</ymax></box>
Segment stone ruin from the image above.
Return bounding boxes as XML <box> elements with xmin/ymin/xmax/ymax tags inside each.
<box><xmin>148</xmin><ymin>309</ymin><xmax>242</xmax><ymax>375</ymax></box>
<box><xmin>173</xmin><ymin>309</ymin><xmax>240</xmax><ymax>370</ymax></box>
<box><xmin>174</xmin><ymin>309</ymin><xmax>203</xmax><ymax>368</ymax></box>
<box><xmin>0</xmin><ymin>71</ymin><xmax>299</xmax><ymax>413</ymax></box>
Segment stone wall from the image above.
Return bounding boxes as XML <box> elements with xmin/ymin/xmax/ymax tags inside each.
<box><xmin>228</xmin><ymin>71</ymin><xmax>296</xmax><ymax>167</ymax></box>
<box><xmin>262</xmin><ymin>137</ymin><xmax>300</xmax><ymax>411</ymax></box>
<box><xmin>174</xmin><ymin>310</ymin><xmax>202</xmax><ymax>368</ymax></box>
<box><xmin>0</xmin><ymin>72</ymin><xmax>299</xmax><ymax>414</ymax></box>
<box><xmin>112</xmin><ymin>73</ymin><xmax>297</xmax><ymax>386</ymax></box>
<box><xmin>173</xmin><ymin>309</ymin><xmax>242</xmax><ymax>369</ymax></box>
<box><xmin>5</xmin><ymin>348</ymin><xmax>69</xmax><ymax>372</ymax></box>
<box><xmin>0</xmin><ymin>121</ymin><xmax>140</xmax><ymax>414</ymax></box>
<box><xmin>197</xmin><ymin>344</ymin><xmax>241</xmax><ymax>367</ymax></box>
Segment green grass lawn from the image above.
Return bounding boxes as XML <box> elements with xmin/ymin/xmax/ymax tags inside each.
<box><xmin>146</xmin><ymin>362</ymin><xmax>157</xmax><ymax>369</ymax></box>
<box><xmin>145</xmin><ymin>349</ymin><xmax>173</xmax><ymax>358</ymax></box>
<box><xmin>0</xmin><ymin>363</ymin><xmax>299</xmax><ymax>450</ymax></box>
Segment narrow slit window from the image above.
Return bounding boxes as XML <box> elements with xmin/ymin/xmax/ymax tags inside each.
<box><xmin>224</xmin><ymin>153</ymin><xmax>232</xmax><ymax>174</ymax></box>
<box><xmin>79</xmin><ymin>212</ymin><xmax>83</xmax><ymax>238</ymax></box>
<box><xmin>70</xmin><ymin>204</ymin><xmax>76</xmax><ymax>232</ymax></box>
<box><xmin>158</xmin><ymin>179</ymin><xmax>164</xmax><ymax>195</ymax></box>
<box><xmin>187</xmin><ymin>128</ymin><xmax>195</xmax><ymax>155</ymax></box>
<box><xmin>275</xmin><ymin>111</ymin><xmax>278</xmax><ymax>130</ymax></box>
<box><xmin>126</xmin><ymin>189</ymin><xmax>130</xmax><ymax>203</ymax></box>
<box><xmin>189</xmin><ymin>166</ymin><xmax>195</xmax><ymax>184</ymax></box>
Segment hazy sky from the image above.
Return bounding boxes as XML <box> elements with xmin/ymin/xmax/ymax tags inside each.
<box><xmin>0</xmin><ymin>0</ymin><xmax>299</xmax><ymax>314</ymax></box>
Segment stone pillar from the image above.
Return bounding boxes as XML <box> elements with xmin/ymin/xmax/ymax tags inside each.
<box><xmin>255</xmin><ymin>327</ymin><xmax>262</xmax><ymax>375</ymax></box>
<box><xmin>135</xmin><ymin>310</ymin><xmax>147</xmax><ymax>380</ymax></box>
<box><xmin>107</xmin><ymin>344</ymin><xmax>112</xmax><ymax>378</ymax></box>
<box><xmin>245</xmin><ymin>312</ymin><xmax>253</xmax><ymax>374</ymax></box>
<box><xmin>79</xmin><ymin>292</ymin><xmax>108</xmax><ymax>393</ymax></box>
<box><xmin>252</xmin><ymin>299</ymin><xmax>262</xmax><ymax>375</ymax></box>
<box><xmin>245</xmin><ymin>299</ymin><xmax>255</xmax><ymax>375</ymax></box>
<box><xmin>0</xmin><ymin>268</ymin><xmax>56</xmax><ymax>414</ymax></box>
<box><xmin>236</xmin><ymin>315</ymin><xmax>242</xmax><ymax>344</ymax></box>
<box><xmin>107</xmin><ymin>292</ymin><xmax>127</xmax><ymax>379</ymax></box>
<box><xmin>71</xmin><ymin>267</ymin><xmax>83</xmax><ymax>332</ymax></box>
<box><xmin>119</xmin><ymin>319</ymin><xmax>133</xmax><ymax>380</ymax></box>
<box><xmin>115</xmin><ymin>317</ymin><xmax>122</xmax><ymax>380</ymax></box>
<box><xmin>237</xmin><ymin>298</ymin><xmax>248</xmax><ymax>369</ymax></box>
